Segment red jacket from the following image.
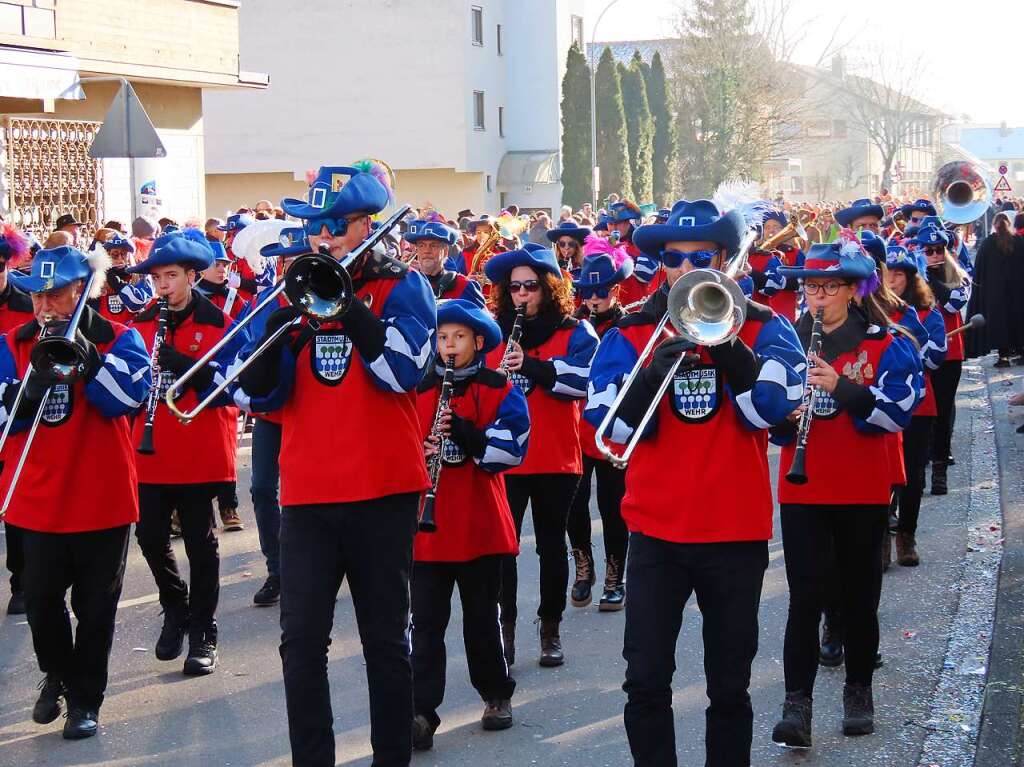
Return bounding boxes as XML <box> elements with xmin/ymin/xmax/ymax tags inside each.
<box><xmin>0</xmin><ymin>283</ymin><xmax>34</xmax><ymax>333</ymax></box>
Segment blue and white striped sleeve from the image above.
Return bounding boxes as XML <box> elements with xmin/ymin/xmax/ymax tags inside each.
<box><xmin>732</xmin><ymin>314</ymin><xmax>807</xmax><ymax>430</ymax></box>
<box><xmin>853</xmin><ymin>333</ymin><xmax>922</xmax><ymax>434</ymax></box>
<box><xmin>255</xmin><ymin>259</ymin><xmax>278</xmax><ymax>290</ymax></box>
<box><xmin>944</xmin><ymin>277</ymin><xmax>971</xmax><ymax>313</ymax></box>
<box><xmin>760</xmin><ymin>255</ymin><xmax>786</xmax><ymax>296</ymax></box>
<box><xmin>896</xmin><ymin>306</ymin><xmax>928</xmax><ymax>350</ymax></box>
<box><xmin>84</xmin><ymin>327</ymin><xmax>151</xmax><ymax>417</ymax></box>
<box><xmin>920</xmin><ymin>307</ymin><xmax>947</xmax><ymax>371</ymax></box>
<box><xmin>632</xmin><ymin>253</ymin><xmax>660</xmax><ymax>284</ymax></box>
<box><xmin>117</xmin><ymin>276</ymin><xmax>154</xmax><ymax>312</ymax></box>
<box><xmin>549</xmin><ymin>320</ymin><xmax>599</xmax><ymax>399</ymax></box>
<box><xmin>477</xmin><ymin>385</ymin><xmax>531</xmax><ymax>473</ymax></box>
<box><xmin>194</xmin><ymin>318</ymin><xmax>249</xmax><ymax>409</ymax></box>
<box><xmin>364</xmin><ymin>270</ymin><xmax>437</xmax><ymax>393</ymax></box>
<box><xmin>584</xmin><ymin>327</ymin><xmax>649</xmax><ymax>443</ymax></box>
<box><xmin>957</xmin><ymin>240</ymin><xmax>974</xmax><ymax>278</ymax></box>
<box><xmin>0</xmin><ymin>338</ymin><xmax>28</xmax><ymax>434</ymax></box>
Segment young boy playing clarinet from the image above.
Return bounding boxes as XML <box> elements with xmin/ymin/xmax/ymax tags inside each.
<box><xmin>411</xmin><ymin>298</ymin><xmax>530</xmax><ymax>751</ymax></box>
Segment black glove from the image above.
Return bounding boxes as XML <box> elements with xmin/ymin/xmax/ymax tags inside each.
<box><xmin>74</xmin><ymin>330</ymin><xmax>103</xmax><ymax>381</ymax></box>
<box><xmin>519</xmin><ymin>355</ymin><xmax>557</xmax><ymax>389</ymax></box>
<box><xmin>707</xmin><ymin>337</ymin><xmax>757</xmax><ymax>395</ymax></box>
<box><xmin>448</xmin><ymin>413</ymin><xmax>488</xmax><ymax>459</ymax></box>
<box><xmin>265</xmin><ymin>305</ymin><xmax>303</xmax><ymax>339</ymax></box>
<box><xmin>238</xmin><ymin>306</ymin><xmax>304</xmax><ymax>398</ymax></box>
<box><xmin>158</xmin><ymin>345</ymin><xmax>195</xmax><ymax>376</ymax></box>
<box><xmin>106</xmin><ymin>267</ymin><xmax>129</xmax><ymax>292</ymax></box>
<box><xmin>341</xmin><ymin>297</ymin><xmax>386</xmax><ymax>358</ymax></box>
<box><xmin>641</xmin><ymin>336</ymin><xmax>696</xmax><ymax>388</ymax></box>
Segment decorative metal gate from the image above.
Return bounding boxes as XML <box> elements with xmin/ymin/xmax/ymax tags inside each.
<box><xmin>1</xmin><ymin>117</ymin><xmax>104</xmax><ymax>238</ymax></box>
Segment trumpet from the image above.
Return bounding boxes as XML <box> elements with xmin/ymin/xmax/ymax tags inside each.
<box><xmin>165</xmin><ymin>204</ymin><xmax>411</xmax><ymax>424</ymax></box>
<box><xmin>419</xmin><ymin>355</ymin><xmax>455</xmax><ymax>533</ymax></box>
<box><xmin>136</xmin><ymin>298</ymin><xmax>169</xmax><ymax>455</ymax></box>
<box><xmin>784</xmin><ymin>307</ymin><xmax>824</xmax><ymax>485</ymax></box>
<box><xmin>595</xmin><ymin>230</ymin><xmax>757</xmax><ymax>468</ymax></box>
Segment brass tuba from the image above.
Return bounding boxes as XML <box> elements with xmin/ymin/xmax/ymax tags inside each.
<box><xmin>933</xmin><ymin>161</ymin><xmax>993</xmax><ymax>224</ymax></box>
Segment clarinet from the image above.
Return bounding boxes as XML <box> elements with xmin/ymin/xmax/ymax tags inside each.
<box><xmin>136</xmin><ymin>299</ymin><xmax>169</xmax><ymax>455</ymax></box>
<box><xmin>785</xmin><ymin>306</ymin><xmax>825</xmax><ymax>485</ymax></box>
<box><xmin>499</xmin><ymin>304</ymin><xmax>526</xmax><ymax>372</ymax></box>
<box><xmin>418</xmin><ymin>355</ymin><xmax>456</xmax><ymax>533</ymax></box>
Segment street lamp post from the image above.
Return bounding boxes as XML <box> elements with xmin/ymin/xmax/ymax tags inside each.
<box><xmin>590</xmin><ymin>0</ymin><xmax>622</xmax><ymax>210</ymax></box>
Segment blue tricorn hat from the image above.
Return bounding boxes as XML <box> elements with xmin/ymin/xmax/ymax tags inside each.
<box><xmin>404</xmin><ymin>219</ymin><xmax>459</xmax><ymax>247</ymax></box>
<box><xmin>127</xmin><ymin>232</ymin><xmax>214</xmax><ymax>275</ymax></box>
<box><xmin>436</xmin><ymin>298</ymin><xmax>502</xmax><ymax>354</ymax></box>
<box><xmin>885</xmin><ymin>244</ymin><xmax>927</xmax><ymax>275</ymax></box>
<box><xmin>606</xmin><ymin>201</ymin><xmax>642</xmax><ymax>223</ymax></box>
<box><xmin>572</xmin><ymin>253</ymin><xmax>634</xmax><ymax>291</ymax></box>
<box><xmin>11</xmin><ymin>246</ymin><xmax>93</xmax><ymax>293</ymax></box>
<box><xmin>546</xmin><ymin>221</ymin><xmax>591</xmax><ymax>244</ymax></box>
<box><xmin>217</xmin><ymin>213</ymin><xmax>254</xmax><ymax>233</ymax></box>
<box><xmin>778</xmin><ymin>241</ymin><xmax>876</xmax><ymax>281</ymax></box>
<box><xmin>261</xmin><ymin>226</ymin><xmax>309</xmax><ymax>259</ymax></box>
<box><xmin>858</xmin><ymin>230</ymin><xmax>886</xmax><ymax>266</ymax></box>
<box><xmin>655</xmin><ymin>208</ymin><xmax>671</xmax><ymax>223</ymax></box>
<box><xmin>633</xmin><ymin>199</ymin><xmax>747</xmax><ymax>258</ymax></box>
<box><xmin>484</xmin><ymin>242</ymin><xmax>561</xmax><ymax>283</ymax></box>
<box><xmin>763</xmin><ymin>209</ymin><xmax>788</xmax><ymax>228</ymax></box>
<box><xmin>835</xmin><ymin>198</ymin><xmax>885</xmax><ymax>227</ymax></box>
<box><xmin>101</xmin><ymin>233</ymin><xmax>135</xmax><ymax>254</ymax></box>
<box><xmin>900</xmin><ymin>198</ymin><xmax>937</xmax><ymax>218</ymax></box>
<box><xmin>280</xmin><ymin>166</ymin><xmax>389</xmax><ymax>220</ymax></box>
<box><xmin>593</xmin><ymin>218</ymin><xmax>609</xmax><ymax>232</ymax></box>
<box><xmin>912</xmin><ymin>224</ymin><xmax>950</xmax><ymax>248</ymax></box>
<box><xmin>207</xmin><ymin>239</ymin><xmax>230</xmax><ymax>262</ymax></box>
<box><xmin>467</xmin><ymin>214</ymin><xmax>497</xmax><ymax>234</ymax></box>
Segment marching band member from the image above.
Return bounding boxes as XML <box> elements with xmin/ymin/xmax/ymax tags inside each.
<box><xmin>235</xmin><ymin>164</ymin><xmax>435</xmax><ymax>767</ymax></box>
<box><xmin>1</xmin><ymin>246</ymin><xmax>150</xmax><ymax>739</ymax></box>
<box><xmin>770</xmin><ymin>240</ymin><xmax>922</xmax><ymax>748</ymax></box>
<box><xmin>749</xmin><ymin>209</ymin><xmax>805</xmax><ymax>322</ymax></box>
<box><xmin>406</xmin><ymin>218</ymin><xmax>485</xmax><ymax>305</ymax></box>
<box><xmin>485</xmin><ymin>243</ymin><xmax>598</xmax><ymax>668</ymax></box>
<box><xmin>835</xmin><ymin>198</ymin><xmax>884</xmax><ymax>235</ymax></box>
<box><xmin>129</xmin><ymin>232</ymin><xmax>243</xmax><ymax>677</ymax></box>
<box><xmin>585</xmin><ymin>197</ymin><xmax>805</xmax><ymax>766</ymax></box>
<box><xmin>567</xmin><ymin>242</ymin><xmax>633</xmax><ymax>611</ymax></box>
<box><xmin>912</xmin><ymin>224</ymin><xmax>970</xmax><ymax>494</ymax></box>
<box><xmin>456</xmin><ymin>214</ymin><xmax>506</xmax><ymax>277</ymax></box>
<box><xmin>411</xmin><ymin>299</ymin><xmax>528</xmax><ymax>750</ymax></box>
<box><xmin>884</xmin><ymin>245</ymin><xmax>947</xmax><ymax>565</ymax></box>
<box><xmin>91</xmin><ymin>233</ymin><xmax>156</xmax><ymax>317</ymax></box>
<box><xmin>546</xmin><ymin>220</ymin><xmax>590</xmax><ymax>272</ymax></box>
<box><xmin>604</xmin><ymin>201</ymin><xmax>664</xmax><ymax>307</ymax></box>
<box><xmin>0</xmin><ymin>225</ymin><xmax>34</xmax><ymax>616</ymax></box>
<box><xmin>195</xmin><ymin>240</ymin><xmax>247</xmax><ymax>320</ymax></box>
<box><xmin>218</xmin><ymin>213</ymin><xmax>260</xmax><ymax>302</ymax></box>
<box><xmin>900</xmin><ymin>198</ymin><xmax>937</xmax><ymax>229</ymax></box>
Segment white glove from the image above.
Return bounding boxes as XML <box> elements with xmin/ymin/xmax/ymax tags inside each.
<box><xmin>227</xmin><ymin>272</ymin><xmax>241</xmax><ymax>289</ymax></box>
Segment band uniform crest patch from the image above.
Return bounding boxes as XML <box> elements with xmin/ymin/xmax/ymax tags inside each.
<box><xmin>156</xmin><ymin>370</ymin><xmax>183</xmax><ymax>402</ymax></box>
<box><xmin>440</xmin><ymin>437</ymin><xmax>467</xmax><ymax>466</ymax></box>
<box><xmin>311</xmin><ymin>333</ymin><xmax>353</xmax><ymax>386</ymax></box>
<box><xmin>107</xmin><ymin>294</ymin><xmax>124</xmax><ymax>314</ymax></box>
<box><xmin>41</xmin><ymin>383</ymin><xmax>72</xmax><ymax>426</ymax></box>
<box><xmin>670</xmin><ymin>365</ymin><xmax>720</xmax><ymax>423</ymax></box>
<box><xmin>507</xmin><ymin>370</ymin><xmax>535</xmax><ymax>397</ymax></box>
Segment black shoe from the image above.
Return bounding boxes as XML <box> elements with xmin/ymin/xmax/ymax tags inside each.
<box><xmin>253</xmin><ymin>576</ymin><xmax>280</xmax><ymax>607</ymax></box>
<box><xmin>842</xmin><ymin>683</ymin><xmax>874</xmax><ymax>735</ymax></box>
<box><xmin>62</xmin><ymin>706</ymin><xmax>98</xmax><ymax>739</ymax></box>
<box><xmin>819</xmin><ymin>617</ymin><xmax>844</xmax><ymax>667</ymax></box>
<box><xmin>569</xmin><ymin>548</ymin><xmax>595</xmax><ymax>608</ymax></box>
<box><xmin>598</xmin><ymin>554</ymin><xmax>625</xmax><ymax>612</ymax></box>
<box><xmin>931</xmin><ymin>462</ymin><xmax>948</xmax><ymax>495</ymax></box>
<box><xmin>7</xmin><ymin>589</ymin><xmax>25</xmax><ymax>615</ymax></box>
<box><xmin>875</xmin><ymin>652</ymin><xmax>884</xmax><ymax>669</ymax></box>
<box><xmin>155</xmin><ymin>604</ymin><xmax>189</xmax><ymax>661</ymax></box>
<box><xmin>771</xmin><ymin>691</ymin><xmax>812</xmax><ymax>749</ymax></box>
<box><xmin>32</xmin><ymin>674</ymin><xmax>64</xmax><ymax>724</ymax></box>
<box><xmin>539</xmin><ymin>619</ymin><xmax>564</xmax><ymax>667</ymax></box>
<box><xmin>995</xmin><ymin>357</ymin><xmax>1012</xmax><ymax>368</ymax></box>
<box><xmin>481</xmin><ymin>698</ymin><xmax>514</xmax><ymax>731</ymax></box>
<box><xmin>183</xmin><ymin>626</ymin><xmax>217</xmax><ymax>676</ymax></box>
<box><xmin>412</xmin><ymin>714</ymin><xmax>436</xmax><ymax>751</ymax></box>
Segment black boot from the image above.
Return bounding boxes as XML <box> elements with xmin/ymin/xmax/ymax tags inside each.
<box><xmin>931</xmin><ymin>462</ymin><xmax>948</xmax><ymax>495</ymax></box>
<box><xmin>412</xmin><ymin>714</ymin><xmax>436</xmax><ymax>751</ymax></box>
<box><xmin>481</xmin><ymin>698</ymin><xmax>514</xmax><ymax>731</ymax></box>
<box><xmin>569</xmin><ymin>548</ymin><xmax>595</xmax><ymax>608</ymax></box>
<box><xmin>771</xmin><ymin>691</ymin><xmax>813</xmax><ymax>748</ymax></box>
<box><xmin>819</xmin><ymin>613</ymin><xmax>844</xmax><ymax>667</ymax></box>
<box><xmin>539</xmin><ymin>619</ymin><xmax>564</xmax><ymax>667</ymax></box>
<box><xmin>32</xmin><ymin>673</ymin><xmax>64</xmax><ymax>724</ymax></box>
<box><xmin>155</xmin><ymin>602</ymin><xmax>189</xmax><ymax>661</ymax></box>
<box><xmin>501</xmin><ymin>619</ymin><xmax>515</xmax><ymax>667</ymax></box>
<box><xmin>7</xmin><ymin>589</ymin><xmax>25</xmax><ymax>615</ymax></box>
<box><xmin>183</xmin><ymin>623</ymin><xmax>218</xmax><ymax>676</ymax></box>
<box><xmin>62</xmin><ymin>705</ymin><xmax>98</xmax><ymax>739</ymax></box>
<box><xmin>842</xmin><ymin>683</ymin><xmax>874</xmax><ymax>735</ymax></box>
<box><xmin>598</xmin><ymin>554</ymin><xmax>625</xmax><ymax>612</ymax></box>
<box><xmin>253</xmin><ymin>575</ymin><xmax>280</xmax><ymax>606</ymax></box>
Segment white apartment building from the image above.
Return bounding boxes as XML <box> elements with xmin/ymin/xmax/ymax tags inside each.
<box><xmin>203</xmin><ymin>0</ymin><xmax>587</xmax><ymax>219</ymax></box>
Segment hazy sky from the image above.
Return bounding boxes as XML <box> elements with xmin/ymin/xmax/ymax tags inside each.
<box><xmin>585</xmin><ymin>0</ymin><xmax>1019</xmax><ymax>125</ymax></box>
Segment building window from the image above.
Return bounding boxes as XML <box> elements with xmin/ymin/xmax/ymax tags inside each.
<box><xmin>497</xmin><ymin>24</ymin><xmax>503</xmax><ymax>55</ymax></box>
<box><xmin>571</xmin><ymin>15</ymin><xmax>584</xmax><ymax>48</ymax></box>
<box><xmin>471</xmin><ymin>6</ymin><xmax>483</xmax><ymax>46</ymax></box>
<box><xmin>486</xmin><ymin>174</ymin><xmax>493</xmax><ymax>193</ymax></box>
<box><xmin>805</xmin><ymin>120</ymin><xmax>831</xmax><ymax>138</ymax></box>
<box><xmin>832</xmin><ymin>119</ymin><xmax>847</xmax><ymax>139</ymax></box>
<box><xmin>790</xmin><ymin>176</ymin><xmax>804</xmax><ymax>194</ymax></box>
<box><xmin>498</xmin><ymin>106</ymin><xmax>505</xmax><ymax>137</ymax></box>
<box><xmin>473</xmin><ymin>91</ymin><xmax>485</xmax><ymax>130</ymax></box>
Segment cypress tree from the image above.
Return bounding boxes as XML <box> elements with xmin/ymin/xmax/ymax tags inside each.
<box><xmin>621</xmin><ymin>50</ymin><xmax>655</xmax><ymax>203</ymax></box>
<box><xmin>560</xmin><ymin>43</ymin><xmax>593</xmax><ymax>207</ymax></box>
<box><xmin>594</xmin><ymin>46</ymin><xmax>632</xmax><ymax>202</ymax></box>
<box><xmin>643</xmin><ymin>51</ymin><xmax>678</xmax><ymax>206</ymax></box>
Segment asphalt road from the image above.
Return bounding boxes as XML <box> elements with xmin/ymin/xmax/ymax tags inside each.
<box><xmin>0</xmin><ymin>379</ymin><xmax>995</xmax><ymax>767</ymax></box>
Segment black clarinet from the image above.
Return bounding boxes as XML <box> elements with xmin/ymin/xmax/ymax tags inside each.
<box><xmin>137</xmin><ymin>299</ymin><xmax>169</xmax><ymax>455</ymax></box>
<box><xmin>419</xmin><ymin>355</ymin><xmax>456</xmax><ymax>533</ymax></box>
<box><xmin>499</xmin><ymin>304</ymin><xmax>526</xmax><ymax>373</ymax></box>
<box><xmin>785</xmin><ymin>307</ymin><xmax>825</xmax><ymax>485</ymax></box>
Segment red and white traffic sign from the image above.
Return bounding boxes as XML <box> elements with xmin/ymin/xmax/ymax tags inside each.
<box><xmin>994</xmin><ymin>175</ymin><xmax>1013</xmax><ymax>193</ymax></box>
<box><xmin>999</xmin><ymin>163</ymin><xmax>1009</xmax><ymax>175</ymax></box>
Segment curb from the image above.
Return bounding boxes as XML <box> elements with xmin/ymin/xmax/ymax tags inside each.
<box><xmin>974</xmin><ymin>364</ymin><xmax>1024</xmax><ymax>767</ymax></box>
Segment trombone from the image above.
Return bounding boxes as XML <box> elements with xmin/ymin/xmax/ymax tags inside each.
<box><xmin>594</xmin><ymin>229</ymin><xmax>757</xmax><ymax>469</ymax></box>
<box><xmin>165</xmin><ymin>204</ymin><xmax>411</xmax><ymax>424</ymax></box>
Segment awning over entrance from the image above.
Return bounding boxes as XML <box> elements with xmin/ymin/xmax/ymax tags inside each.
<box><xmin>497</xmin><ymin>151</ymin><xmax>559</xmax><ymax>186</ymax></box>
<box><xmin>0</xmin><ymin>47</ymin><xmax>83</xmax><ymax>101</ymax></box>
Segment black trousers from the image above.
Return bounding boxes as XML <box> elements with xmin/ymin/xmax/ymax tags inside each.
<box><xmin>279</xmin><ymin>493</ymin><xmax>418</xmax><ymax>767</ymax></box>
<box><xmin>931</xmin><ymin>360</ymin><xmax>962</xmax><ymax>463</ymax></box>
<box><xmin>501</xmin><ymin>473</ymin><xmax>581</xmax><ymax>623</ymax></box>
<box><xmin>215</xmin><ymin>481</ymin><xmax>239</xmax><ymax>512</ymax></box>
<box><xmin>411</xmin><ymin>555</ymin><xmax>515</xmax><ymax>729</ymax></box>
<box><xmin>622</xmin><ymin>533</ymin><xmax>768</xmax><ymax>767</ymax></box>
<box><xmin>896</xmin><ymin>415</ymin><xmax>935</xmax><ymax>534</ymax></box>
<box><xmin>136</xmin><ymin>483</ymin><xmax>220</xmax><ymax>628</ymax></box>
<box><xmin>5</xmin><ymin>520</ymin><xmax>24</xmax><ymax>591</ymax></box>
<box><xmin>23</xmin><ymin>525</ymin><xmax>130</xmax><ymax>711</ymax></box>
<box><xmin>780</xmin><ymin>504</ymin><xmax>887</xmax><ymax>693</ymax></box>
<box><xmin>566</xmin><ymin>455</ymin><xmax>629</xmax><ymax>563</ymax></box>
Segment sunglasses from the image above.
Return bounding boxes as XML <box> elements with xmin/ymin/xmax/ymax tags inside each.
<box><xmin>556</xmin><ymin>239</ymin><xmax>577</xmax><ymax>248</ymax></box>
<box><xmin>660</xmin><ymin>249</ymin><xmax>716</xmax><ymax>269</ymax></box>
<box><xmin>509</xmin><ymin>280</ymin><xmax>541</xmax><ymax>293</ymax></box>
<box><xmin>922</xmin><ymin>246</ymin><xmax>945</xmax><ymax>255</ymax></box>
<box><xmin>303</xmin><ymin>215</ymin><xmax>365</xmax><ymax>237</ymax></box>
<box><xmin>578</xmin><ymin>286</ymin><xmax>610</xmax><ymax>299</ymax></box>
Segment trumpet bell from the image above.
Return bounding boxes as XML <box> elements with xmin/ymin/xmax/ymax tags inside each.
<box><xmin>934</xmin><ymin>161</ymin><xmax>993</xmax><ymax>225</ymax></box>
<box><xmin>666</xmin><ymin>269</ymin><xmax>747</xmax><ymax>346</ymax></box>
<box><xmin>283</xmin><ymin>252</ymin><xmax>355</xmax><ymax>320</ymax></box>
<box><xmin>30</xmin><ymin>336</ymin><xmax>88</xmax><ymax>383</ymax></box>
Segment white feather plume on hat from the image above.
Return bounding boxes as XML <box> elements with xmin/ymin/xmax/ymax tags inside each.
<box><xmin>712</xmin><ymin>180</ymin><xmax>770</xmax><ymax>229</ymax></box>
<box><xmin>85</xmin><ymin>242</ymin><xmax>111</xmax><ymax>299</ymax></box>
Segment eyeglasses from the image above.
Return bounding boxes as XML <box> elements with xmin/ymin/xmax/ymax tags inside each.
<box><xmin>803</xmin><ymin>281</ymin><xmax>847</xmax><ymax>296</ymax></box>
<box><xmin>556</xmin><ymin>239</ymin><xmax>577</xmax><ymax>249</ymax></box>
<box><xmin>578</xmin><ymin>286</ymin><xmax>610</xmax><ymax>299</ymax></box>
<box><xmin>303</xmin><ymin>214</ymin><xmax>365</xmax><ymax>237</ymax></box>
<box><xmin>661</xmin><ymin>249</ymin><xmax>716</xmax><ymax>269</ymax></box>
<box><xmin>922</xmin><ymin>246</ymin><xmax>945</xmax><ymax>255</ymax></box>
<box><xmin>509</xmin><ymin>280</ymin><xmax>541</xmax><ymax>293</ymax></box>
